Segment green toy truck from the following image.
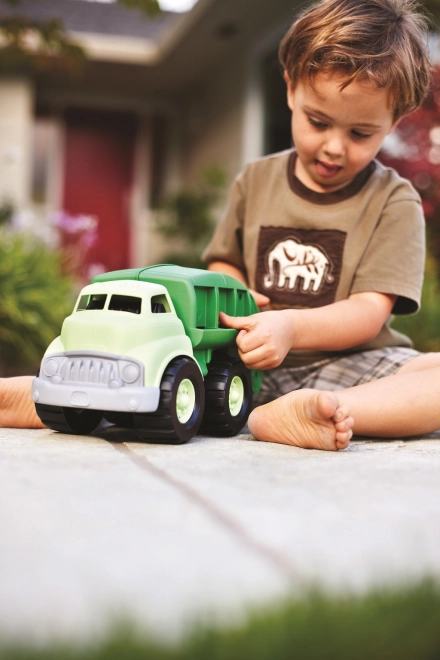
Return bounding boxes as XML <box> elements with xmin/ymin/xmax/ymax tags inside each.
<box><xmin>32</xmin><ymin>265</ymin><xmax>262</xmax><ymax>443</ymax></box>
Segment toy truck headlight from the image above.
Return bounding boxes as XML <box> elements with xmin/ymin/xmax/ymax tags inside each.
<box><xmin>121</xmin><ymin>363</ymin><xmax>140</xmax><ymax>384</ymax></box>
<box><xmin>43</xmin><ymin>357</ymin><xmax>59</xmax><ymax>377</ymax></box>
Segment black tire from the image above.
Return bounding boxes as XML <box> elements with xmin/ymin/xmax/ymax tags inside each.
<box><xmin>200</xmin><ymin>354</ymin><xmax>253</xmax><ymax>436</ymax></box>
<box><xmin>104</xmin><ymin>412</ymin><xmax>135</xmax><ymax>428</ymax></box>
<box><xmin>133</xmin><ymin>357</ymin><xmax>205</xmax><ymax>444</ymax></box>
<box><xmin>35</xmin><ymin>403</ymin><xmax>102</xmax><ymax>435</ymax></box>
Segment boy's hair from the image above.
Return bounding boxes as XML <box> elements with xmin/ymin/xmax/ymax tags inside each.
<box><xmin>279</xmin><ymin>0</ymin><xmax>431</xmax><ymax>119</ymax></box>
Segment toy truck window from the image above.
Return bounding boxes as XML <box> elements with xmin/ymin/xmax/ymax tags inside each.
<box><xmin>76</xmin><ymin>294</ymin><xmax>107</xmax><ymax>311</ymax></box>
<box><xmin>109</xmin><ymin>294</ymin><xmax>142</xmax><ymax>314</ymax></box>
<box><xmin>151</xmin><ymin>294</ymin><xmax>171</xmax><ymax>314</ymax></box>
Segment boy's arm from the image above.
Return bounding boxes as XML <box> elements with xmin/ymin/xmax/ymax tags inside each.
<box><xmin>208</xmin><ymin>261</ymin><xmax>270</xmax><ymax>309</ymax></box>
<box><xmin>220</xmin><ymin>291</ymin><xmax>396</xmax><ymax>370</ymax></box>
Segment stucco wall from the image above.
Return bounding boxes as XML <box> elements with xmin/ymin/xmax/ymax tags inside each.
<box><xmin>179</xmin><ymin>49</ymin><xmax>248</xmax><ymax>188</ymax></box>
<box><xmin>0</xmin><ymin>78</ymin><xmax>34</xmax><ymax>209</ymax></box>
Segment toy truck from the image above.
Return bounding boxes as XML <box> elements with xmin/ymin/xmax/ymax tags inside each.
<box><xmin>32</xmin><ymin>265</ymin><xmax>262</xmax><ymax>443</ymax></box>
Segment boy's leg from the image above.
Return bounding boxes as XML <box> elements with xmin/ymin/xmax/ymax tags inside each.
<box><xmin>248</xmin><ymin>363</ymin><xmax>440</xmax><ymax>450</ymax></box>
<box><xmin>395</xmin><ymin>352</ymin><xmax>440</xmax><ymax>374</ymax></box>
<box><xmin>0</xmin><ymin>377</ymin><xmax>45</xmax><ymax>429</ymax></box>
<box><xmin>337</xmin><ymin>365</ymin><xmax>440</xmax><ymax>437</ymax></box>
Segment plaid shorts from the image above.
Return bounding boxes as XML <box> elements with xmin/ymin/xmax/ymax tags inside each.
<box><xmin>255</xmin><ymin>346</ymin><xmax>421</xmax><ymax>406</ymax></box>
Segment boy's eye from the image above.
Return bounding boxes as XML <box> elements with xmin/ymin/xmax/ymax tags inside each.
<box><xmin>351</xmin><ymin>130</ymin><xmax>372</xmax><ymax>140</ymax></box>
<box><xmin>308</xmin><ymin>116</ymin><xmax>327</xmax><ymax>129</ymax></box>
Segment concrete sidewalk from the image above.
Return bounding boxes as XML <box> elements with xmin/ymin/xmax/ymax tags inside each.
<box><xmin>1</xmin><ymin>425</ymin><xmax>440</xmax><ymax>644</ymax></box>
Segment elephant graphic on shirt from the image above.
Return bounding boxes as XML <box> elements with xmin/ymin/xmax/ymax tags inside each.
<box><xmin>263</xmin><ymin>238</ymin><xmax>334</xmax><ymax>293</ymax></box>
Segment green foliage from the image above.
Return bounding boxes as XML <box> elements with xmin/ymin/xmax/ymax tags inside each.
<box><xmin>391</xmin><ymin>253</ymin><xmax>440</xmax><ymax>352</ymax></box>
<box><xmin>379</xmin><ymin>66</ymin><xmax>440</xmax><ymax>267</ymax></box>
<box><xmin>0</xmin><ymin>231</ymin><xmax>74</xmax><ymax>372</ymax></box>
<box><xmin>156</xmin><ymin>166</ymin><xmax>226</xmax><ymax>269</ymax></box>
<box><xmin>1</xmin><ymin>580</ymin><xmax>440</xmax><ymax>659</ymax></box>
<box><xmin>0</xmin><ymin>202</ymin><xmax>14</xmax><ymax>226</ymax></box>
<box><xmin>0</xmin><ymin>16</ymin><xmax>86</xmax><ymax>74</ymax></box>
<box><xmin>0</xmin><ymin>0</ymin><xmax>160</xmax><ymax>74</ymax></box>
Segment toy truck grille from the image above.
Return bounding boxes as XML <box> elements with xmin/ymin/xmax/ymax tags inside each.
<box><xmin>39</xmin><ymin>352</ymin><xmax>143</xmax><ymax>388</ymax></box>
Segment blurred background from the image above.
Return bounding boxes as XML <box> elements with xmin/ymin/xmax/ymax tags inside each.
<box><xmin>0</xmin><ymin>0</ymin><xmax>439</xmax><ymax>374</ymax></box>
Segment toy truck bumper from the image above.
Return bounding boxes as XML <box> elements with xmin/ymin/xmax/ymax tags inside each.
<box><xmin>32</xmin><ymin>377</ymin><xmax>160</xmax><ymax>413</ymax></box>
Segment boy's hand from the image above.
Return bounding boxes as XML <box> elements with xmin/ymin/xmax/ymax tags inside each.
<box><xmin>219</xmin><ymin>310</ymin><xmax>294</xmax><ymax>369</ymax></box>
<box><xmin>249</xmin><ymin>289</ymin><xmax>271</xmax><ymax>309</ymax></box>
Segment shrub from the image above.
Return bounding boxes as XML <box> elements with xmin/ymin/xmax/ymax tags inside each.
<box><xmin>155</xmin><ymin>166</ymin><xmax>226</xmax><ymax>269</ymax></box>
<box><xmin>391</xmin><ymin>253</ymin><xmax>440</xmax><ymax>352</ymax></box>
<box><xmin>0</xmin><ymin>231</ymin><xmax>74</xmax><ymax>374</ymax></box>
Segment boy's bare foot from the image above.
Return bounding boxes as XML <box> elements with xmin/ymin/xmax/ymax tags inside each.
<box><xmin>248</xmin><ymin>388</ymin><xmax>353</xmax><ymax>451</ymax></box>
<box><xmin>0</xmin><ymin>377</ymin><xmax>45</xmax><ymax>429</ymax></box>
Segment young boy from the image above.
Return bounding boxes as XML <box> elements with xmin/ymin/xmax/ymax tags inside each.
<box><xmin>203</xmin><ymin>0</ymin><xmax>440</xmax><ymax>450</ymax></box>
<box><xmin>1</xmin><ymin>0</ymin><xmax>439</xmax><ymax>445</ymax></box>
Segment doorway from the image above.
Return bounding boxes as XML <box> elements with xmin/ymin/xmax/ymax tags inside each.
<box><xmin>62</xmin><ymin>108</ymin><xmax>138</xmax><ymax>273</ymax></box>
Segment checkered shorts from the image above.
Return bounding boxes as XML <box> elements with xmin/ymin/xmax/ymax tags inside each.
<box><xmin>255</xmin><ymin>346</ymin><xmax>420</xmax><ymax>406</ymax></box>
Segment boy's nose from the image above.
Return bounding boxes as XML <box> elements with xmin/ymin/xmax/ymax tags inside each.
<box><xmin>323</xmin><ymin>132</ymin><xmax>345</xmax><ymax>158</ymax></box>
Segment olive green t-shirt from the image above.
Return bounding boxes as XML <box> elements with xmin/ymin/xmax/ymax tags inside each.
<box><xmin>202</xmin><ymin>150</ymin><xmax>425</xmax><ymax>367</ymax></box>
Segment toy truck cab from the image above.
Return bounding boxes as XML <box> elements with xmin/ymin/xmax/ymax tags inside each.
<box><xmin>33</xmin><ymin>265</ymin><xmax>261</xmax><ymax>443</ymax></box>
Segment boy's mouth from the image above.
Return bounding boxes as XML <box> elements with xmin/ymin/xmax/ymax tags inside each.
<box><xmin>315</xmin><ymin>160</ymin><xmax>343</xmax><ymax>178</ymax></box>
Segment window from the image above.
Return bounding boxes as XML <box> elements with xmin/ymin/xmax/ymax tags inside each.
<box><xmin>109</xmin><ymin>295</ymin><xmax>142</xmax><ymax>314</ymax></box>
<box><xmin>76</xmin><ymin>294</ymin><xmax>107</xmax><ymax>311</ymax></box>
<box><xmin>151</xmin><ymin>294</ymin><xmax>170</xmax><ymax>313</ymax></box>
<box><xmin>262</xmin><ymin>50</ymin><xmax>292</xmax><ymax>155</ymax></box>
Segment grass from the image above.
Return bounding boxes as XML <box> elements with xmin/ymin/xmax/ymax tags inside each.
<box><xmin>391</xmin><ymin>255</ymin><xmax>440</xmax><ymax>352</ymax></box>
<box><xmin>1</xmin><ymin>580</ymin><xmax>440</xmax><ymax>660</ymax></box>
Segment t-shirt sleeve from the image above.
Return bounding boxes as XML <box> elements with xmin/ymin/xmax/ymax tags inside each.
<box><xmin>350</xmin><ymin>190</ymin><xmax>425</xmax><ymax>314</ymax></box>
<box><xmin>201</xmin><ymin>173</ymin><xmax>246</xmax><ymax>270</ymax></box>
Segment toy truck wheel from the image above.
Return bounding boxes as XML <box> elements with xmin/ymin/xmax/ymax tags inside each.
<box><xmin>200</xmin><ymin>355</ymin><xmax>253</xmax><ymax>436</ymax></box>
<box><xmin>104</xmin><ymin>412</ymin><xmax>135</xmax><ymax>428</ymax></box>
<box><xmin>133</xmin><ymin>357</ymin><xmax>205</xmax><ymax>444</ymax></box>
<box><xmin>35</xmin><ymin>403</ymin><xmax>102</xmax><ymax>435</ymax></box>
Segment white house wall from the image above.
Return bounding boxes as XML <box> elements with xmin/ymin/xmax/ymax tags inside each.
<box><xmin>0</xmin><ymin>77</ymin><xmax>34</xmax><ymax>209</ymax></box>
<box><xmin>179</xmin><ymin>49</ymin><xmax>248</xmax><ymax>187</ymax></box>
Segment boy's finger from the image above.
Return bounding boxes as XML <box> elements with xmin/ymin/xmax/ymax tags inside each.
<box><xmin>219</xmin><ymin>311</ymin><xmax>255</xmax><ymax>331</ymax></box>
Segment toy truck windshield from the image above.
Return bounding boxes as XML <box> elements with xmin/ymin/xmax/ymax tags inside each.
<box><xmin>76</xmin><ymin>293</ymin><xmax>143</xmax><ymax>314</ymax></box>
<box><xmin>74</xmin><ymin>287</ymin><xmax>172</xmax><ymax>316</ymax></box>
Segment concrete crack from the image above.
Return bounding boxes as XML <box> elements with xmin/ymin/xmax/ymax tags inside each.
<box><xmin>109</xmin><ymin>440</ymin><xmax>304</xmax><ymax>589</ymax></box>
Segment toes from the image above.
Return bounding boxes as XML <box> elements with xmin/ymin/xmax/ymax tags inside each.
<box><xmin>315</xmin><ymin>392</ymin><xmax>339</xmax><ymax>420</ymax></box>
<box><xmin>333</xmin><ymin>405</ymin><xmax>351</xmax><ymax>423</ymax></box>
<box><xmin>335</xmin><ymin>415</ymin><xmax>354</xmax><ymax>433</ymax></box>
<box><xmin>335</xmin><ymin>428</ymin><xmax>352</xmax><ymax>450</ymax></box>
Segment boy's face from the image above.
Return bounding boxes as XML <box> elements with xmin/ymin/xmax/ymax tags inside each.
<box><xmin>286</xmin><ymin>71</ymin><xmax>399</xmax><ymax>193</ymax></box>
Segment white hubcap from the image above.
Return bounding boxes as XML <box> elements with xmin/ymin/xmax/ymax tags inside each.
<box><xmin>229</xmin><ymin>376</ymin><xmax>244</xmax><ymax>417</ymax></box>
<box><xmin>176</xmin><ymin>378</ymin><xmax>196</xmax><ymax>423</ymax></box>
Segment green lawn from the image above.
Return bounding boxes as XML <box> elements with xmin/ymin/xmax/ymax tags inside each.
<box><xmin>2</xmin><ymin>580</ymin><xmax>440</xmax><ymax>660</ymax></box>
<box><xmin>391</xmin><ymin>255</ymin><xmax>440</xmax><ymax>352</ymax></box>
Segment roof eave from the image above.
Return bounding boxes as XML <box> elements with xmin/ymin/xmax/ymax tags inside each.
<box><xmin>73</xmin><ymin>0</ymin><xmax>216</xmax><ymax>66</ymax></box>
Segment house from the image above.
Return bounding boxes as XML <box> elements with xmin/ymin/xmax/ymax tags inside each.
<box><xmin>0</xmin><ymin>0</ymin><xmax>302</xmax><ymax>273</ymax></box>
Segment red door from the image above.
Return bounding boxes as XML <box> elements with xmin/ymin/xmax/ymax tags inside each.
<box><xmin>62</xmin><ymin>109</ymin><xmax>137</xmax><ymax>274</ymax></box>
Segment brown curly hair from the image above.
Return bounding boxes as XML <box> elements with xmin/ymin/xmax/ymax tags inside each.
<box><xmin>279</xmin><ymin>0</ymin><xmax>432</xmax><ymax>119</ymax></box>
